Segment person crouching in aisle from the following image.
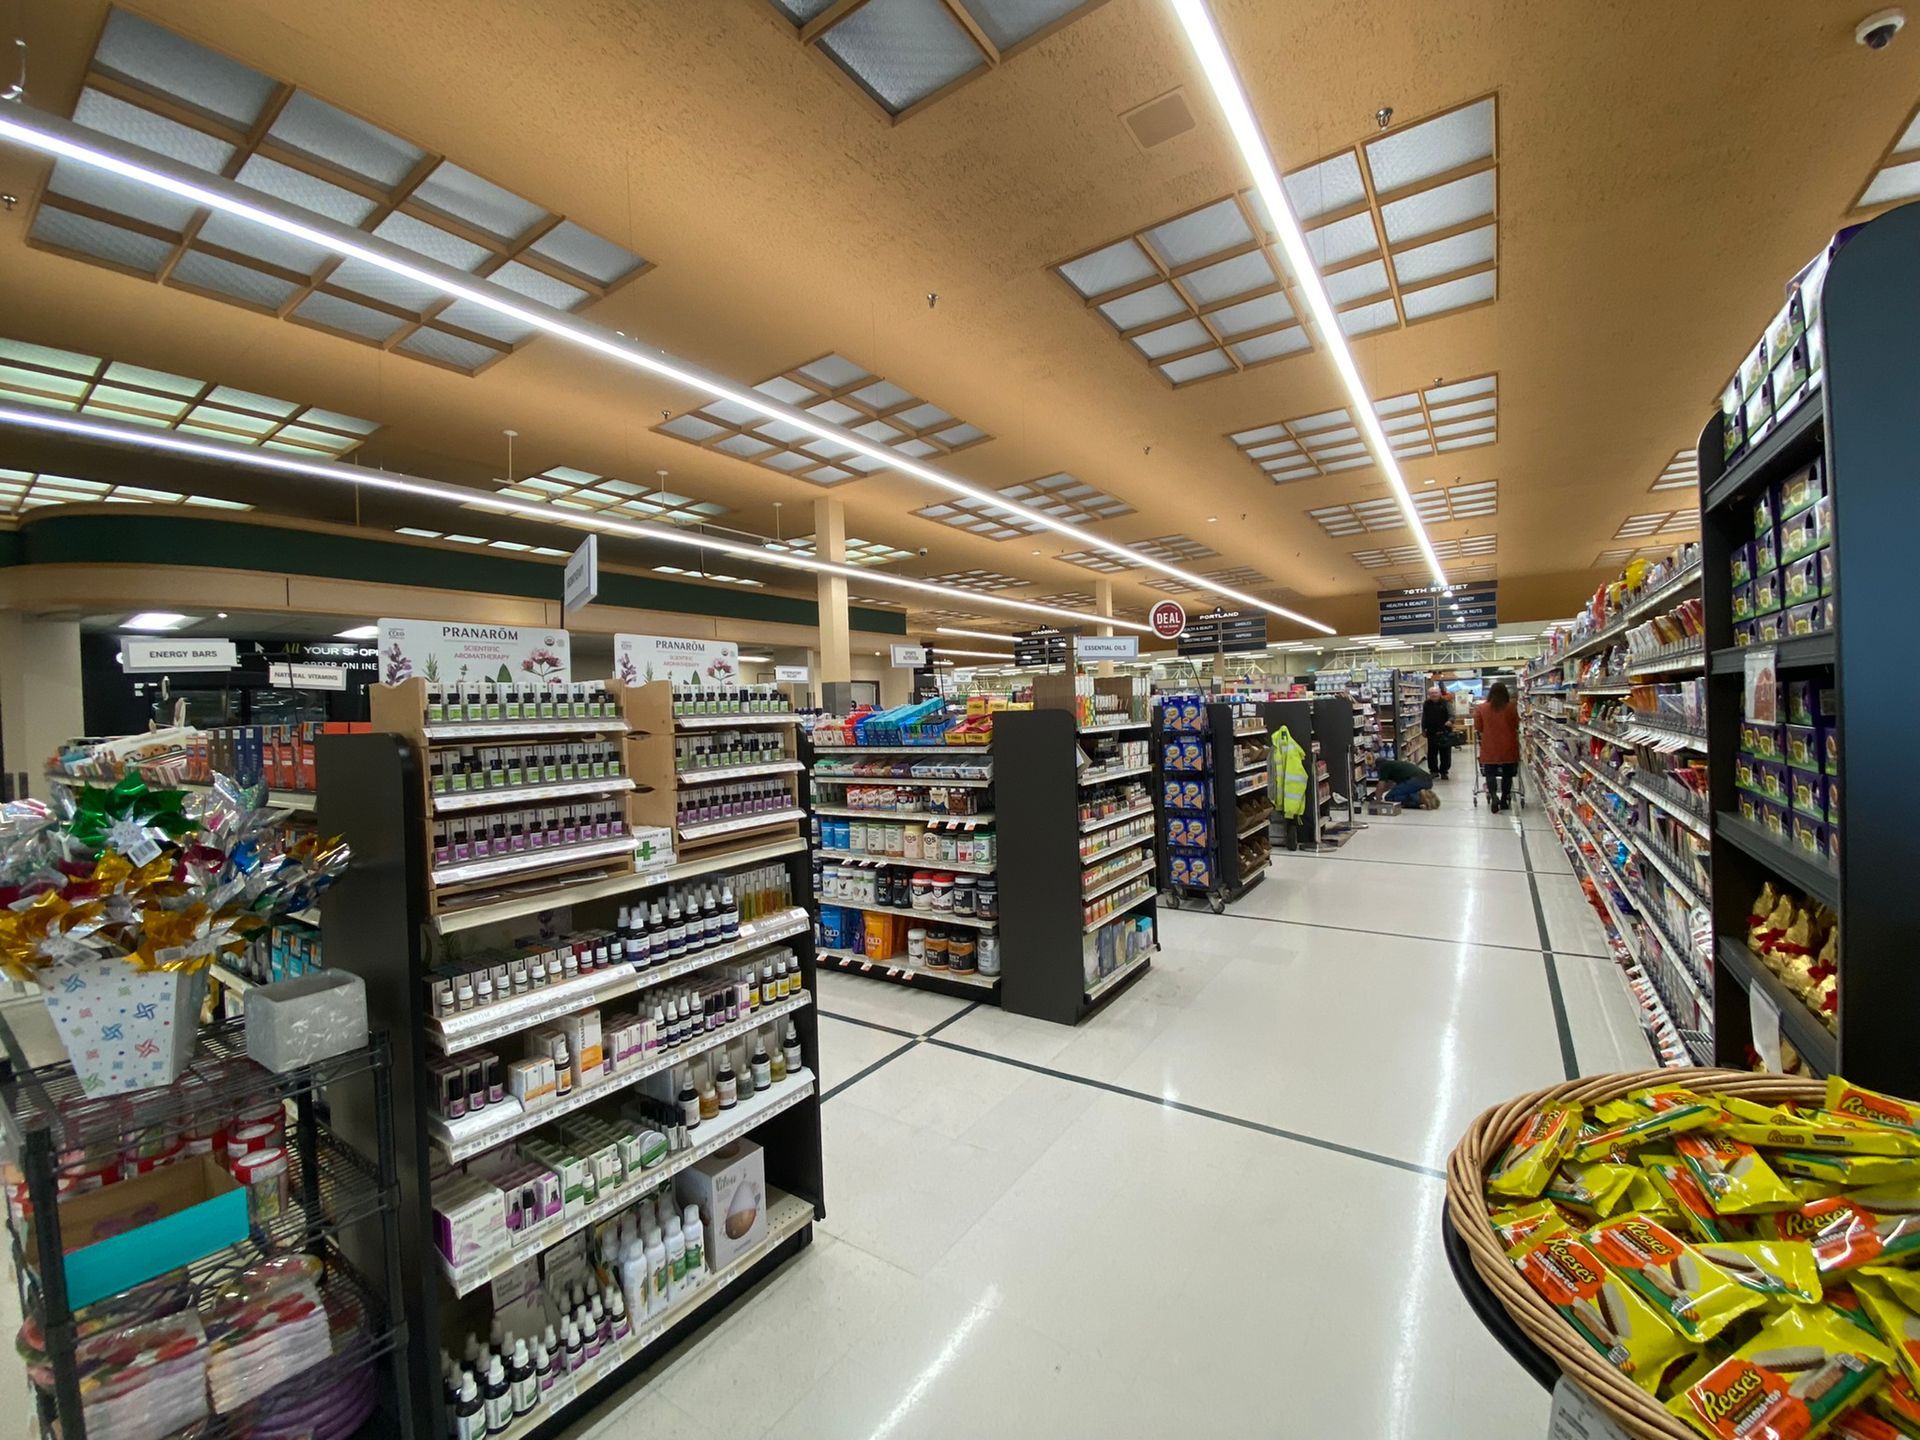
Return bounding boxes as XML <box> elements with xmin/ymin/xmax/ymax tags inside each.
<box><xmin>1422</xmin><ymin>685</ymin><xmax>1453</xmax><ymax>779</ymax></box>
<box><xmin>1377</xmin><ymin>757</ymin><xmax>1439</xmax><ymax>810</ymax></box>
<box><xmin>1475</xmin><ymin>681</ymin><xmax>1520</xmax><ymax>812</ymax></box>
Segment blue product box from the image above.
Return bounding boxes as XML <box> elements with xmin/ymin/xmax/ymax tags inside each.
<box><xmin>35</xmin><ymin>1155</ymin><xmax>248</xmax><ymax>1310</ymax></box>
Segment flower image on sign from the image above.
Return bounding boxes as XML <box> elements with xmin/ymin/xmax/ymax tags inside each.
<box><xmin>614</xmin><ymin>634</ymin><xmax>739</xmax><ymax>688</ymax></box>
<box><xmin>377</xmin><ymin>620</ymin><xmax>572</xmax><ymax>689</ymax></box>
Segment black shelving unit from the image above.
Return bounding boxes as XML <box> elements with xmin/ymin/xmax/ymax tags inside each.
<box><xmin>1699</xmin><ymin>202</ymin><xmax>1918</xmax><ymax>1088</ymax></box>
<box><xmin>318</xmin><ymin>730</ymin><xmax>827</xmax><ymax>1440</ymax></box>
<box><xmin>0</xmin><ymin>1018</ymin><xmax>410</xmax><ymax>1440</ymax></box>
<box><xmin>997</xmin><ymin>709</ymin><xmax>1156</xmax><ymax>1022</ymax></box>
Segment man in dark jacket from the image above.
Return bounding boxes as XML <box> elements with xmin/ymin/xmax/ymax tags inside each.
<box><xmin>1422</xmin><ymin>686</ymin><xmax>1453</xmax><ymax>779</ymax></box>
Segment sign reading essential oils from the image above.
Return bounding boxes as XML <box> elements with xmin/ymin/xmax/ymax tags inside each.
<box><xmin>615</xmin><ymin>634</ymin><xmax>739</xmax><ymax>687</ymax></box>
<box><xmin>377</xmin><ymin>619</ymin><xmax>572</xmax><ymax>688</ymax></box>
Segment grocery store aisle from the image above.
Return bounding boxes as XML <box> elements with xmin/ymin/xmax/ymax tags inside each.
<box><xmin>573</xmin><ymin>803</ymin><xmax>1649</xmax><ymax>1440</ymax></box>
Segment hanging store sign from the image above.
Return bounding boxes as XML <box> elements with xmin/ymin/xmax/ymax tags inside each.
<box><xmin>1177</xmin><ymin>608</ymin><xmax>1268</xmax><ymax>657</ymax></box>
<box><xmin>120</xmin><ymin>638</ymin><xmax>237</xmax><ymax>673</ymax></box>
<box><xmin>378</xmin><ymin>619</ymin><xmax>571</xmax><ymax>688</ymax></box>
<box><xmin>615</xmin><ymin>633</ymin><xmax>738</xmax><ymax>687</ymax></box>
<box><xmin>1014</xmin><ymin>629</ymin><xmax>1069</xmax><ymax>667</ymax></box>
<box><xmin>1075</xmin><ymin>635</ymin><xmax>1139</xmax><ymax>660</ymax></box>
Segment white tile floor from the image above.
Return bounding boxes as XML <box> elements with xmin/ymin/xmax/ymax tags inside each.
<box><xmin>568</xmin><ymin>790</ymin><xmax>1651</xmax><ymax>1440</ymax></box>
<box><xmin>0</xmin><ymin>792</ymin><xmax>1650</xmax><ymax>1440</ymax></box>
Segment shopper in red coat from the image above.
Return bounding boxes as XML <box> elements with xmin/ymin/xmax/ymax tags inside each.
<box><xmin>1474</xmin><ymin>682</ymin><xmax>1521</xmax><ymax>813</ymax></box>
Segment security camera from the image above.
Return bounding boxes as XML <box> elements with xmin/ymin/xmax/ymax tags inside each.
<box><xmin>1857</xmin><ymin>8</ymin><xmax>1905</xmax><ymax>48</ymax></box>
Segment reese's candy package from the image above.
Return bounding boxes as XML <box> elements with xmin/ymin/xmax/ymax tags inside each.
<box><xmin>1855</xmin><ymin>1276</ymin><xmax>1920</xmax><ymax>1390</ymax></box>
<box><xmin>1590</xmin><ymin>1214</ymin><xmax>1767</xmax><ymax>1343</ymax></box>
<box><xmin>1647</xmin><ymin>1156</ymin><xmax>1756</xmax><ymax>1244</ymax></box>
<box><xmin>1576</xmin><ymin>1096</ymin><xmax>1719</xmax><ymax>1162</ymax></box>
<box><xmin>1677</xmin><ymin>1133</ymin><xmax>1803</xmax><ymax>1214</ymax></box>
<box><xmin>1809</xmin><ymin>1186</ymin><xmax>1920</xmax><ymax>1275</ymax></box>
<box><xmin>1692</xmin><ymin>1240</ymin><xmax>1825</xmax><ymax>1305</ymax></box>
<box><xmin>1547</xmin><ymin>1160</ymin><xmax>1640</xmax><ymax>1219</ymax></box>
<box><xmin>1829</xmin><ymin>1081</ymin><xmax>1920</xmax><ymax>1140</ymax></box>
<box><xmin>1668</xmin><ymin>1305</ymin><xmax>1894</xmax><ymax>1440</ymax></box>
<box><xmin>1510</xmin><ymin>1228</ymin><xmax>1691</xmax><ymax>1392</ymax></box>
<box><xmin>1488</xmin><ymin>1100</ymin><xmax>1580</xmax><ymax>1199</ymax></box>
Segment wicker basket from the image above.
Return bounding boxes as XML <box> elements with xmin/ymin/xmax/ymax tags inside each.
<box><xmin>1445</xmin><ymin>1067</ymin><xmax>1823</xmax><ymax>1439</ymax></box>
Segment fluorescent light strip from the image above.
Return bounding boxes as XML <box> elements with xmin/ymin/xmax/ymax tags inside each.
<box><xmin>0</xmin><ymin>106</ymin><xmax>1329</xmax><ymax>636</ymax></box>
<box><xmin>0</xmin><ymin>403</ymin><xmax>1147</xmax><ymax>634</ymax></box>
<box><xmin>1167</xmin><ymin>1</ymin><xmax>1449</xmax><ymax>591</ymax></box>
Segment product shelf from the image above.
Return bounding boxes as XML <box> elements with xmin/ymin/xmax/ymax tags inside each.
<box><xmin>1082</xmin><ymin>857</ymin><xmax>1155</xmax><ymax>902</ymax></box>
<box><xmin>672</xmin><ymin>712</ymin><xmax>800</xmax><ymax>729</ymax></box>
<box><xmin>1715</xmin><ymin>810</ymin><xmax>1839</xmax><ymax>907</ymax></box>
<box><xmin>1714</xmin><ymin>937</ymin><xmax>1836</xmax><ymax>1074</ymax></box>
<box><xmin>676</xmin><ymin>760</ymin><xmax>806</xmax><ymax>784</ymax></box>
<box><xmin>816</xmin><ymin>848</ymin><xmax>996</xmax><ymax>874</ymax></box>
<box><xmin>427</xmin><ymin>908</ymin><xmax>810</xmax><ymax>1054</ymax></box>
<box><xmin>488</xmin><ymin>1192</ymin><xmax>815</xmax><ymax>1438</ymax></box>
<box><xmin>1078</xmin><ymin>802</ymin><xmax>1154</xmax><ymax>833</ymax></box>
<box><xmin>813</xmin><ymin>805</ymin><xmax>994</xmax><ymax>825</ymax></box>
<box><xmin>424</xmin><ymin>718</ymin><xmax>628</xmax><ymax>742</ymax></box>
<box><xmin>430</xmin><ymin>991</ymin><xmax>813</xmax><ymax>1164</ymax></box>
<box><xmin>433</xmin><ymin>776</ymin><xmax>635</xmax><ymax>814</ymax></box>
<box><xmin>439</xmin><ymin>1072</ymin><xmax>816</xmax><ymax>1296</ymax></box>
<box><xmin>431</xmin><ymin>837</ymin><xmax>807</xmax><ymax>936</ymax></box>
<box><xmin>817</xmin><ymin>948</ymin><xmax>1000</xmax><ymax>989</ymax></box>
<box><xmin>676</xmin><ymin>808</ymin><xmax>808</xmax><ymax>843</ymax></box>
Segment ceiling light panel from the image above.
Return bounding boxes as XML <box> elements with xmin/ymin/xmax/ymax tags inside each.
<box><xmin>0</xmin><ymin>335</ymin><xmax>378</xmax><ymax>454</ymax></box>
<box><xmin>1650</xmin><ymin>448</ymin><xmax>1701</xmax><ymax>492</ymax></box>
<box><xmin>914</xmin><ymin>470</ymin><xmax>1133</xmax><ymax>541</ymax></box>
<box><xmin>27</xmin><ymin>9</ymin><xmax>647</xmax><ymax>377</ymax></box>
<box><xmin>1052</xmin><ymin>94</ymin><xmax>1498</xmax><ymax>387</ymax></box>
<box><xmin>1851</xmin><ymin>98</ymin><xmax>1920</xmax><ymax>212</ymax></box>
<box><xmin>0</xmin><ymin>465</ymin><xmax>252</xmax><ymax>517</ymax></box>
<box><xmin>1229</xmin><ymin>373</ymin><xmax>1497</xmax><ymax>483</ymax></box>
<box><xmin>491</xmin><ymin>466</ymin><xmax>727</xmax><ymax>526</ymax></box>
<box><xmin>765</xmin><ymin>0</ymin><xmax>1104</xmax><ymax>121</ymax></box>
<box><xmin>917</xmin><ymin>568</ymin><xmax>1032</xmax><ymax>592</ymax></box>
<box><xmin>657</xmin><ymin>351</ymin><xmax>991</xmax><ymax>488</ymax></box>
<box><xmin>764</xmin><ymin>533</ymin><xmax>916</xmax><ymax>566</ymax></box>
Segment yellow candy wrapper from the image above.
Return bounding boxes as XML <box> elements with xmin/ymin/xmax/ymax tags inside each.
<box><xmin>1590</xmin><ymin>1213</ymin><xmax>1768</xmax><ymax>1343</ymax></box>
<box><xmin>1576</xmin><ymin>1098</ymin><xmax>1720</xmax><ymax>1163</ymax></box>
<box><xmin>1668</xmin><ymin>1304</ymin><xmax>1894</xmax><ymax>1440</ymax></box>
<box><xmin>1692</xmin><ymin>1240</ymin><xmax>1824</xmax><ymax>1305</ymax></box>
<box><xmin>1855</xmin><ymin>1277</ymin><xmax>1920</xmax><ymax>1391</ymax></box>
<box><xmin>1829</xmin><ymin>1080</ymin><xmax>1920</xmax><ymax>1140</ymax></box>
<box><xmin>1510</xmin><ymin>1228</ymin><xmax>1692</xmax><ymax>1393</ymax></box>
<box><xmin>1548</xmin><ymin>1160</ymin><xmax>1641</xmax><ymax>1219</ymax></box>
<box><xmin>1489</xmin><ymin>1100</ymin><xmax>1581</xmax><ymax>1199</ymax></box>
<box><xmin>1647</xmin><ymin>1156</ymin><xmax>1756</xmax><ymax>1244</ymax></box>
<box><xmin>1677</xmin><ymin>1132</ymin><xmax>1804</xmax><ymax>1214</ymax></box>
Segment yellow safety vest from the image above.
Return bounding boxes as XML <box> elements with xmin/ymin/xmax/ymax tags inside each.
<box><xmin>1269</xmin><ymin>726</ymin><xmax>1308</xmax><ymax>819</ymax></box>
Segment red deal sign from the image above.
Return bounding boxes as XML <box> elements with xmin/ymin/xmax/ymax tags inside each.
<box><xmin>1149</xmin><ymin>601</ymin><xmax>1187</xmax><ymax>640</ymax></box>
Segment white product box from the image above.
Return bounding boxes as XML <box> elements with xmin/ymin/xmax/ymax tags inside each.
<box><xmin>679</xmin><ymin>1139</ymin><xmax>767</xmax><ymax>1272</ymax></box>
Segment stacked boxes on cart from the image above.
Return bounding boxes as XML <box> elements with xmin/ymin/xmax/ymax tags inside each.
<box><xmin>1737</xmin><ymin>676</ymin><xmax>1841</xmax><ymax>863</ymax></box>
<box><xmin>1159</xmin><ymin>694</ymin><xmax>1213</xmax><ymax>892</ymax></box>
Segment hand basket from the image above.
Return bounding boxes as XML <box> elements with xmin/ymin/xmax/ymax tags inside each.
<box><xmin>1444</xmin><ymin>1066</ymin><xmax>1822</xmax><ymax>1439</ymax></box>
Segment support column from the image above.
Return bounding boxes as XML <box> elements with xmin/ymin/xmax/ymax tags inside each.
<box><xmin>0</xmin><ymin>614</ymin><xmax>84</xmax><ymax>800</ymax></box>
<box><xmin>813</xmin><ymin>497</ymin><xmax>854</xmax><ymax>713</ymax></box>
<box><xmin>1093</xmin><ymin>578</ymin><xmax>1116</xmax><ymax>679</ymax></box>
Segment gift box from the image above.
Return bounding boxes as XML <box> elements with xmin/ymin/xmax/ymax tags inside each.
<box><xmin>244</xmin><ymin>970</ymin><xmax>367</xmax><ymax>1074</ymax></box>
<box><xmin>41</xmin><ymin>959</ymin><xmax>207</xmax><ymax>1098</ymax></box>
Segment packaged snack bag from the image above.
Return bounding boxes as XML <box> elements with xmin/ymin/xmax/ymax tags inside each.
<box><xmin>1809</xmin><ymin>1186</ymin><xmax>1920</xmax><ymax>1275</ymax></box>
<box><xmin>1692</xmin><ymin>1240</ymin><xmax>1824</xmax><ymax>1304</ymax></box>
<box><xmin>1510</xmin><ymin>1228</ymin><xmax>1691</xmax><ymax>1392</ymax></box>
<box><xmin>1576</xmin><ymin>1097</ymin><xmax>1720</xmax><ymax>1162</ymax></box>
<box><xmin>1488</xmin><ymin>1100</ymin><xmax>1581</xmax><ymax>1199</ymax></box>
<box><xmin>1646</xmin><ymin>1156</ymin><xmax>1755</xmax><ymax>1244</ymax></box>
<box><xmin>1829</xmin><ymin>1081</ymin><xmax>1920</xmax><ymax>1140</ymax></box>
<box><xmin>1667</xmin><ymin>1304</ymin><xmax>1893</xmax><ymax>1440</ymax></box>
<box><xmin>1676</xmin><ymin>1133</ymin><xmax>1803</xmax><ymax>1214</ymax></box>
<box><xmin>1590</xmin><ymin>1214</ymin><xmax>1767</xmax><ymax>1342</ymax></box>
<box><xmin>1547</xmin><ymin>1160</ymin><xmax>1640</xmax><ymax>1219</ymax></box>
<box><xmin>1854</xmin><ymin>1276</ymin><xmax>1920</xmax><ymax>1389</ymax></box>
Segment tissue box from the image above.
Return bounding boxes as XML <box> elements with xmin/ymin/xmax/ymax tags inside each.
<box><xmin>679</xmin><ymin>1139</ymin><xmax>767</xmax><ymax>1271</ymax></box>
<box><xmin>245</xmin><ymin>970</ymin><xmax>367</xmax><ymax>1073</ymax></box>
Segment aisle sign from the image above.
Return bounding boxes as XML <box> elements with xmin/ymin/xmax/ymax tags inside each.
<box><xmin>121</xmin><ymin>638</ymin><xmax>237</xmax><ymax>673</ymax></box>
<box><xmin>562</xmin><ymin>534</ymin><xmax>599</xmax><ymax>615</ymax></box>
<box><xmin>1177</xmin><ymin>608</ymin><xmax>1267</xmax><ymax>657</ymax></box>
<box><xmin>378</xmin><ymin>620</ymin><xmax>571</xmax><ymax>687</ymax></box>
<box><xmin>890</xmin><ymin>644</ymin><xmax>929</xmax><ymax>667</ymax></box>
<box><xmin>615</xmin><ymin>633</ymin><xmax>737</xmax><ymax>686</ymax></box>
<box><xmin>1075</xmin><ymin>635</ymin><xmax>1139</xmax><ymax>660</ymax></box>
<box><xmin>1149</xmin><ymin>600</ymin><xmax>1187</xmax><ymax>639</ymax></box>
<box><xmin>774</xmin><ymin>664</ymin><xmax>810</xmax><ymax>684</ymax></box>
<box><xmin>1547</xmin><ymin>1377</ymin><xmax>1631</xmax><ymax>1440</ymax></box>
<box><xmin>1014</xmin><ymin>628</ymin><xmax>1069</xmax><ymax>667</ymax></box>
